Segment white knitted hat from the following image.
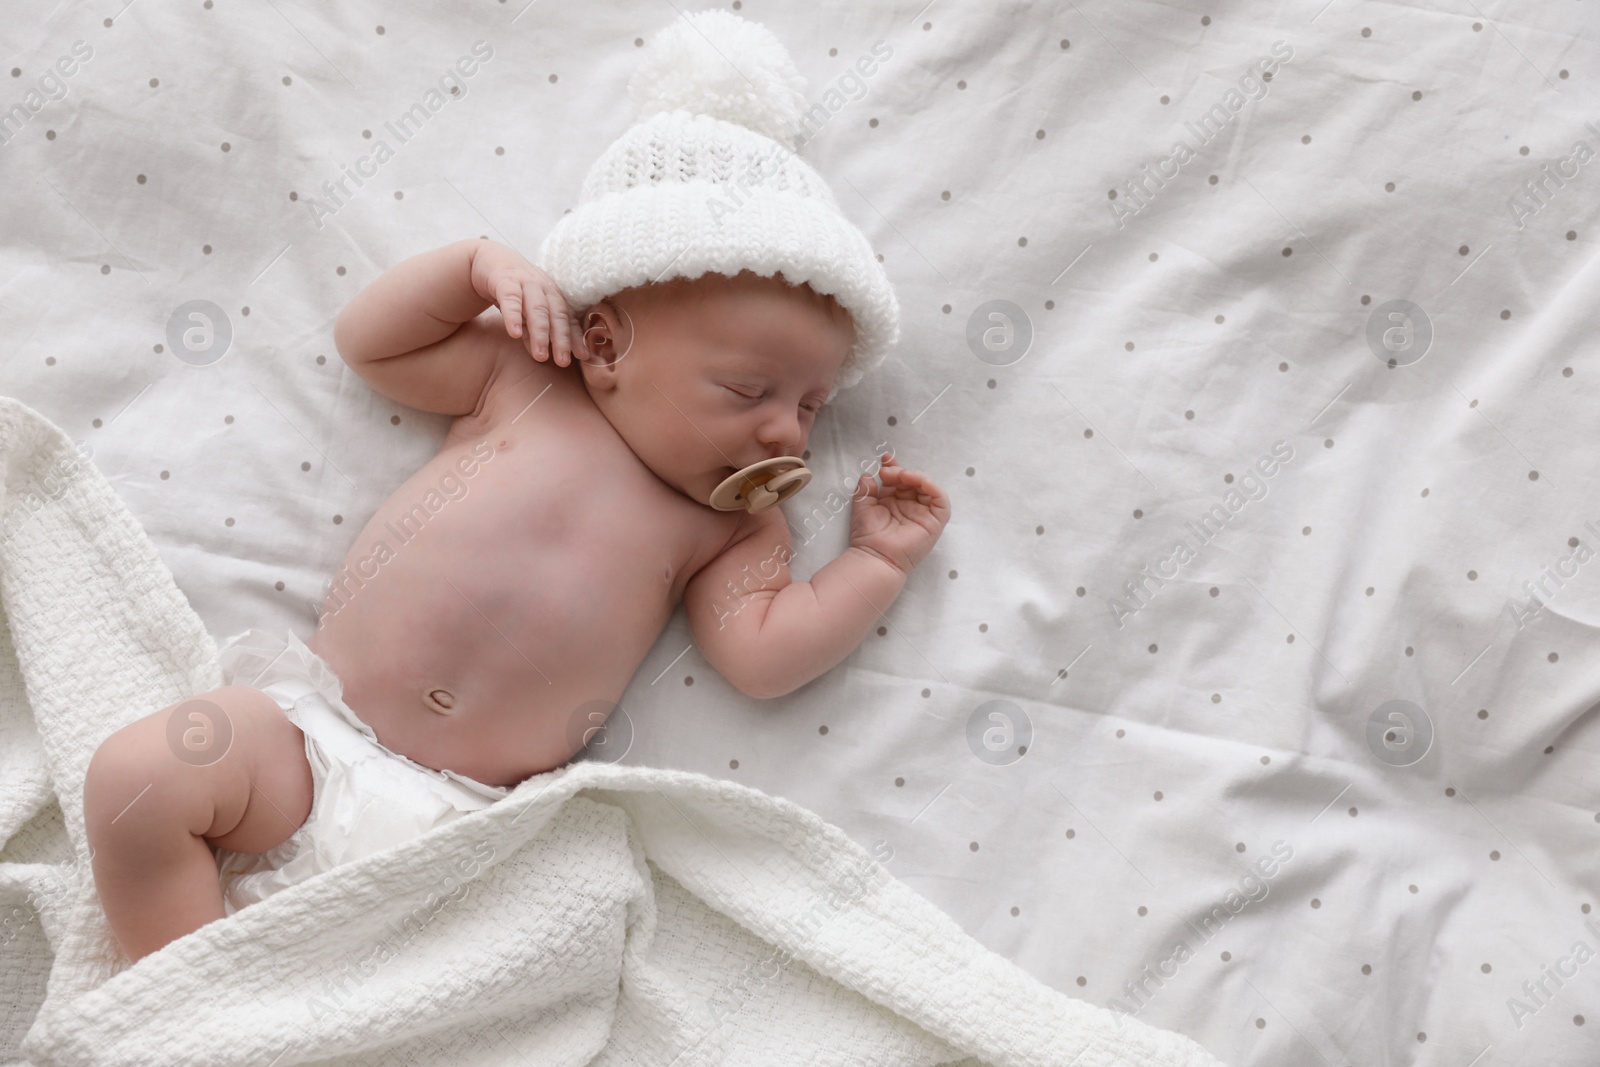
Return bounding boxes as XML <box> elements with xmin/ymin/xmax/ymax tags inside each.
<box><xmin>537</xmin><ymin>10</ymin><xmax>899</xmax><ymax>395</ymax></box>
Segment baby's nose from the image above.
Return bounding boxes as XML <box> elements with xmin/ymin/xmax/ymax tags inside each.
<box><xmin>759</xmin><ymin>418</ymin><xmax>803</xmax><ymax>455</ymax></box>
<box><xmin>759</xmin><ymin>437</ymin><xmax>800</xmax><ymax>460</ymax></box>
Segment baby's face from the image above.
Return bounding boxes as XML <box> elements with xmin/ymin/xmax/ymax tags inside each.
<box><xmin>577</xmin><ymin>272</ymin><xmax>854</xmax><ymax>507</ymax></box>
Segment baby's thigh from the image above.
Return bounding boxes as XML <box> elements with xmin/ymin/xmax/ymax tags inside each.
<box><xmin>84</xmin><ymin>685</ymin><xmax>313</xmax><ymax>855</ymax></box>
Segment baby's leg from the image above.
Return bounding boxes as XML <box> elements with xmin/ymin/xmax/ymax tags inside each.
<box><xmin>83</xmin><ymin>685</ymin><xmax>313</xmax><ymax>962</ymax></box>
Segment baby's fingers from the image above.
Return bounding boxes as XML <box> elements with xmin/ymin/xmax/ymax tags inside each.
<box><xmin>497</xmin><ymin>279</ymin><xmax>525</xmax><ymax>342</ymax></box>
<box><xmin>543</xmin><ymin>281</ymin><xmax>576</xmax><ymax>366</ymax></box>
<box><xmin>523</xmin><ymin>285</ymin><xmax>553</xmax><ymax>361</ymax></box>
<box><xmin>911</xmin><ymin>472</ymin><xmax>950</xmax><ymax>503</ymax></box>
<box><xmin>880</xmin><ymin>462</ymin><xmax>920</xmax><ymax>488</ymax></box>
<box><xmin>888</xmin><ymin>466</ymin><xmax>946</xmax><ymax>502</ymax></box>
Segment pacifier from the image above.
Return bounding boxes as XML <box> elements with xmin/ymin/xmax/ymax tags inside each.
<box><xmin>709</xmin><ymin>457</ymin><xmax>812</xmax><ymax>513</ymax></box>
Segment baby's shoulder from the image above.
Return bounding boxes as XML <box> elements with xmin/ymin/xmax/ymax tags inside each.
<box><xmin>702</xmin><ymin>502</ymin><xmax>786</xmax><ymax>563</ymax></box>
<box><xmin>449</xmin><ymin>342</ymin><xmax>582</xmax><ymax>441</ymax></box>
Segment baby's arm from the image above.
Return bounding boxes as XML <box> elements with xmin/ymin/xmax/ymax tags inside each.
<box><xmin>686</xmin><ymin>454</ymin><xmax>951</xmax><ymax>699</ymax></box>
<box><xmin>334</xmin><ymin>239</ymin><xmax>579</xmax><ymax>415</ymax></box>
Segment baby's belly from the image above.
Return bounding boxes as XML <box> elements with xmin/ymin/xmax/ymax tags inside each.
<box><xmin>305</xmin><ymin>437</ymin><xmax>709</xmax><ymax>788</ymax></box>
<box><xmin>319</xmin><ymin>565</ymin><xmax>671</xmax><ymax>786</ymax></box>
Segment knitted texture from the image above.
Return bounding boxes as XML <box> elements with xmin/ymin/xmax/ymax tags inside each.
<box><xmin>0</xmin><ymin>393</ymin><xmax>1227</xmax><ymax>1065</ymax></box>
<box><xmin>539</xmin><ymin>10</ymin><xmax>900</xmax><ymax>396</ymax></box>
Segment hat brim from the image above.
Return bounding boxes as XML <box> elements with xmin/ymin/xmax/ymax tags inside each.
<box><xmin>539</xmin><ymin>180</ymin><xmax>899</xmax><ymax>393</ymax></box>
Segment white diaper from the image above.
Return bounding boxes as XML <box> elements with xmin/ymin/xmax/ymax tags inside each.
<box><xmin>211</xmin><ymin>628</ymin><xmax>509</xmax><ymax>916</ymax></box>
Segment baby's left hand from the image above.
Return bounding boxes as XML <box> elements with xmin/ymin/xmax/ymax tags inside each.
<box><xmin>849</xmin><ymin>453</ymin><xmax>952</xmax><ymax>575</ymax></box>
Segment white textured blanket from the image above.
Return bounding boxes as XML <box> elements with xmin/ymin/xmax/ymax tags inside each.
<box><xmin>0</xmin><ymin>395</ymin><xmax>1223</xmax><ymax>1066</ymax></box>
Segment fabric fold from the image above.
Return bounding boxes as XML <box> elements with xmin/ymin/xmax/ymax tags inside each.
<box><xmin>0</xmin><ymin>396</ymin><xmax>1224</xmax><ymax>1067</ymax></box>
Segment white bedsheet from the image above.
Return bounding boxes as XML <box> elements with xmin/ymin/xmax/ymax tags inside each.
<box><xmin>3</xmin><ymin>1</ymin><xmax>1597</xmax><ymax>1063</ymax></box>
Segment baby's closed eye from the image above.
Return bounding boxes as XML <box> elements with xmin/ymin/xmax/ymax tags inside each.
<box><xmin>729</xmin><ymin>385</ymin><xmax>825</xmax><ymax>415</ymax></box>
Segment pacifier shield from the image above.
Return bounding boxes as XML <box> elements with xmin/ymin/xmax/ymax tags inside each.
<box><xmin>709</xmin><ymin>457</ymin><xmax>812</xmax><ymax>512</ymax></box>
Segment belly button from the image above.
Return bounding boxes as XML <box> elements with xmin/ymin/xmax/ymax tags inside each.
<box><xmin>663</xmin><ymin>565</ymin><xmax>672</xmax><ymax>583</ymax></box>
<box><xmin>422</xmin><ymin>687</ymin><xmax>456</xmax><ymax>715</ymax></box>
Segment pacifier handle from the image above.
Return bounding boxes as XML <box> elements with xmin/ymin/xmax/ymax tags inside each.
<box><xmin>747</xmin><ymin>468</ymin><xmax>808</xmax><ymax>511</ymax></box>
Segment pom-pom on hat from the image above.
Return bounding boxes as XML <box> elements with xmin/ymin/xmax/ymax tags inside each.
<box><xmin>538</xmin><ymin>10</ymin><xmax>899</xmax><ymax>396</ymax></box>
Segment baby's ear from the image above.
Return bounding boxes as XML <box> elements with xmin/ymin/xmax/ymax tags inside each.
<box><xmin>577</xmin><ymin>303</ymin><xmax>632</xmax><ymax>370</ymax></box>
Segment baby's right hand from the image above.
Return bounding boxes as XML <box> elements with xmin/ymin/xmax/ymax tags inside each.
<box><xmin>468</xmin><ymin>241</ymin><xmax>580</xmax><ymax>366</ymax></box>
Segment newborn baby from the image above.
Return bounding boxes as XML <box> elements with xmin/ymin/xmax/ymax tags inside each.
<box><xmin>85</xmin><ymin>241</ymin><xmax>947</xmax><ymax>961</ymax></box>
<box><xmin>83</xmin><ymin>9</ymin><xmax>947</xmax><ymax>963</ymax></box>
<box><xmin>322</xmin><ymin>238</ymin><xmax>951</xmax><ymax>784</ymax></box>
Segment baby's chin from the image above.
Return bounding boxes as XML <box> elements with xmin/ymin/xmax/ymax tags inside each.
<box><xmin>655</xmin><ymin>460</ymin><xmax>732</xmax><ymax>509</ymax></box>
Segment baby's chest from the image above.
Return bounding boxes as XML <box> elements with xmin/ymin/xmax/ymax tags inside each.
<box><xmin>433</xmin><ymin>398</ymin><xmax>735</xmax><ymax>602</ymax></box>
